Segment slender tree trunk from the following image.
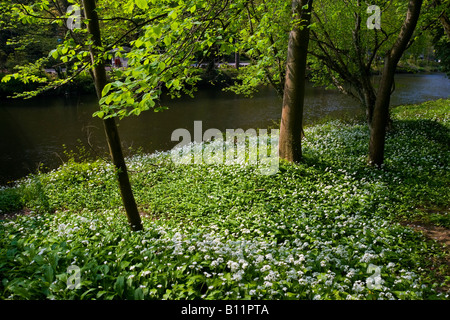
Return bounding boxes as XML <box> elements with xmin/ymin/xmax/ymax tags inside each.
<box><xmin>235</xmin><ymin>51</ymin><xmax>240</xmax><ymax>70</ymax></box>
<box><xmin>353</xmin><ymin>1</ymin><xmax>378</xmax><ymax>129</ymax></box>
<box><xmin>82</xmin><ymin>0</ymin><xmax>143</xmax><ymax>231</ymax></box>
<box><xmin>359</xmin><ymin>53</ymin><xmax>377</xmax><ymax>129</ymax></box>
<box><xmin>279</xmin><ymin>0</ymin><xmax>313</xmax><ymax>163</ymax></box>
<box><xmin>368</xmin><ymin>0</ymin><xmax>423</xmax><ymax>167</ymax></box>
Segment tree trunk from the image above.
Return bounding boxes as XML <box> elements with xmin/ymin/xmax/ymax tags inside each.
<box><xmin>440</xmin><ymin>12</ymin><xmax>450</xmax><ymax>40</ymax></box>
<box><xmin>279</xmin><ymin>0</ymin><xmax>313</xmax><ymax>163</ymax></box>
<box><xmin>434</xmin><ymin>0</ymin><xmax>450</xmax><ymax>39</ymax></box>
<box><xmin>368</xmin><ymin>0</ymin><xmax>423</xmax><ymax>167</ymax></box>
<box><xmin>364</xmin><ymin>89</ymin><xmax>376</xmax><ymax>127</ymax></box>
<box><xmin>352</xmin><ymin>1</ymin><xmax>376</xmax><ymax>128</ymax></box>
<box><xmin>82</xmin><ymin>0</ymin><xmax>143</xmax><ymax>231</ymax></box>
<box><xmin>235</xmin><ymin>51</ymin><xmax>240</xmax><ymax>70</ymax></box>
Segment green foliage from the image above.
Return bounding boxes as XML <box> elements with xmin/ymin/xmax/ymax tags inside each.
<box><xmin>0</xmin><ymin>187</ymin><xmax>23</xmax><ymax>214</ymax></box>
<box><xmin>1</xmin><ymin>0</ymin><xmax>441</xmax><ymax>115</ymax></box>
<box><xmin>225</xmin><ymin>0</ymin><xmax>291</xmax><ymax>97</ymax></box>
<box><xmin>0</xmin><ymin>0</ymin><xmax>58</xmax><ymax>72</ymax></box>
<box><xmin>95</xmin><ymin>0</ymin><xmax>246</xmax><ymax>119</ymax></box>
<box><xmin>433</xmin><ymin>32</ymin><xmax>450</xmax><ymax>77</ymax></box>
<box><xmin>0</xmin><ymin>73</ymin><xmax>42</xmax><ymax>98</ymax></box>
<box><xmin>1</xmin><ymin>99</ymin><xmax>448</xmax><ymax>300</ymax></box>
<box><xmin>2</xmin><ymin>0</ymin><xmax>256</xmax><ymax>114</ymax></box>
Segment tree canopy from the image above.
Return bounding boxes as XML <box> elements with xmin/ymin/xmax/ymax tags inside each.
<box><xmin>2</xmin><ymin>0</ymin><xmax>444</xmax><ymax>106</ymax></box>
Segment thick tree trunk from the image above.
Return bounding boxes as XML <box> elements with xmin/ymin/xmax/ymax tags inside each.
<box><xmin>279</xmin><ymin>0</ymin><xmax>313</xmax><ymax>163</ymax></box>
<box><xmin>368</xmin><ymin>0</ymin><xmax>423</xmax><ymax>167</ymax></box>
<box><xmin>83</xmin><ymin>0</ymin><xmax>143</xmax><ymax>231</ymax></box>
<box><xmin>368</xmin><ymin>58</ymin><xmax>396</xmax><ymax>166</ymax></box>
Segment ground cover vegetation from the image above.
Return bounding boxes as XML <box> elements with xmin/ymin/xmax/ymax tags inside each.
<box><xmin>2</xmin><ymin>0</ymin><xmax>449</xmax><ymax>231</ymax></box>
<box><xmin>0</xmin><ymin>99</ymin><xmax>448</xmax><ymax>300</ymax></box>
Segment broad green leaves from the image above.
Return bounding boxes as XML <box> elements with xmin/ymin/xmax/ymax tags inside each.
<box><xmin>224</xmin><ymin>0</ymin><xmax>292</xmax><ymax>97</ymax></box>
<box><xmin>1</xmin><ymin>99</ymin><xmax>449</xmax><ymax>299</ymax></box>
<box><xmin>1</xmin><ymin>0</ymin><xmax>439</xmax><ymax>118</ymax></box>
<box><xmin>93</xmin><ymin>0</ymin><xmax>247</xmax><ymax>119</ymax></box>
<box><xmin>2</xmin><ymin>0</ymin><xmax>289</xmax><ymax>114</ymax></box>
<box><xmin>134</xmin><ymin>0</ymin><xmax>148</xmax><ymax>10</ymax></box>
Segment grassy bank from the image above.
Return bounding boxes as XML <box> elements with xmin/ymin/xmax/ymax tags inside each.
<box><xmin>0</xmin><ymin>99</ymin><xmax>449</xmax><ymax>300</ymax></box>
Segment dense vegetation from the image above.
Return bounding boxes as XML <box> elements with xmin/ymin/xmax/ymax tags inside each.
<box><xmin>0</xmin><ymin>99</ymin><xmax>448</xmax><ymax>300</ymax></box>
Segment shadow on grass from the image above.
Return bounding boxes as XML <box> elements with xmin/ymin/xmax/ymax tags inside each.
<box><xmin>300</xmin><ymin>118</ymin><xmax>449</xmax><ymax>227</ymax></box>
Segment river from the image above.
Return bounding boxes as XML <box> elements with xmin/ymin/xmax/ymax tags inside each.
<box><xmin>1</xmin><ymin>73</ymin><xmax>449</xmax><ymax>184</ymax></box>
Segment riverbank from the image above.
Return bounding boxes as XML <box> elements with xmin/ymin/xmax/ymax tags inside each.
<box><xmin>2</xmin><ymin>73</ymin><xmax>449</xmax><ymax>186</ymax></box>
<box><xmin>0</xmin><ymin>99</ymin><xmax>449</xmax><ymax>300</ymax></box>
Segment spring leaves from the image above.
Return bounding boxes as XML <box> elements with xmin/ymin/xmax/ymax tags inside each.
<box><xmin>95</xmin><ymin>2</ymin><xmax>208</xmax><ymax>120</ymax></box>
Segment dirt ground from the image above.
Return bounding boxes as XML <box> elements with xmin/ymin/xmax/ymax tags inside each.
<box><xmin>406</xmin><ymin>223</ymin><xmax>450</xmax><ymax>250</ymax></box>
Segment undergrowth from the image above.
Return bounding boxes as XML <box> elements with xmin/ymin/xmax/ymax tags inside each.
<box><xmin>0</xmin><ymin>99</ymin><xmax>448</xmax><ymax>300</ymax></box>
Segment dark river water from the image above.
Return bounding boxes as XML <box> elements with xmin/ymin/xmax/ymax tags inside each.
<box><xmin>1</xmin><ymin>73</ymin><xmax>449</xmax><ymax>184</ymax></box>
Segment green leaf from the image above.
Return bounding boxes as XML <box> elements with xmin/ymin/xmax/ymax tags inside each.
<box><xmin>172</xmin><ymin>79</ymin><xmax>180</xmax><ymax>89</ymax></box>
<box><xmin>50</xmin><ymin>49</ymin><xmax>58</xmax><ymax>59</ymax></box>
<box><xmin>44</xmin><ymin>265</ymin><xmax>54</xmax><ymax>283</ymax></box>
<box><xmin>114</xmin><ymin>276</ymin><xmax>125</xmax><ymax>295</ymax></box>
<box><xmin>134</xmin><ymin>287</ymin><xmax>144</xmax><ymax>300</ymax></box>
<box><xmin>152</xmin><ymin>25</ymin><xmax>162</xmax><ymax>37</ymax></box>
<box><xmin>1</xmin><ymin>75</ymin><xmax>11</xmax><ymax>83</ymax></box>
<box><xmin>33</xmin><ymin>254</ymin><xmax>44</xmax><ymax>265</ymax></box>
<box><xmin>135</xmin><ymin>0</ymin><xmax>148</xmax><ymax>10</ymax></box>
<box><xmin>168</xmin><ymin>10</ymin><xmax>178</xmax><ymax>20</ymax></box>
<box><xmin>80</xmin><ymin>288</ymin><xmax>96</xmax><ymax>300</ymax></box>
<box><xmin>105</xmin><ymin>94</ymin><xmax>114</xmax><ymax>105</ymax></box>
<box><xmin>134</xmin><ymin>38</ymin><xmax>144</xmax><ymax>48</ymax></box>
<box><xmin>101</xmin><ymin>83</ymin><xmax>112</xmax><ymax>97</ymax></box>
<box><xmin>120</xmin><ymin>260</ymin><xmax>131</xmax><ymax>269</ymax></box>
<box><xmin>99</xmin><ymin>96</ymin><xmax>107</xmax><ymax>105</ymax></box>
<box><xmin>170</xmin><ymin>21</ymin><xmax>180</xmax><ymax>31</ymax></box>
<box><xmin>94</xmin><ymin>111</ymin><xmax>105</xmax><ymax>119</ymax></box>
<box><xmin>164</xmin><ymin>36</ymin><xmax>172</xmax><ymax>46</ymax></box>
